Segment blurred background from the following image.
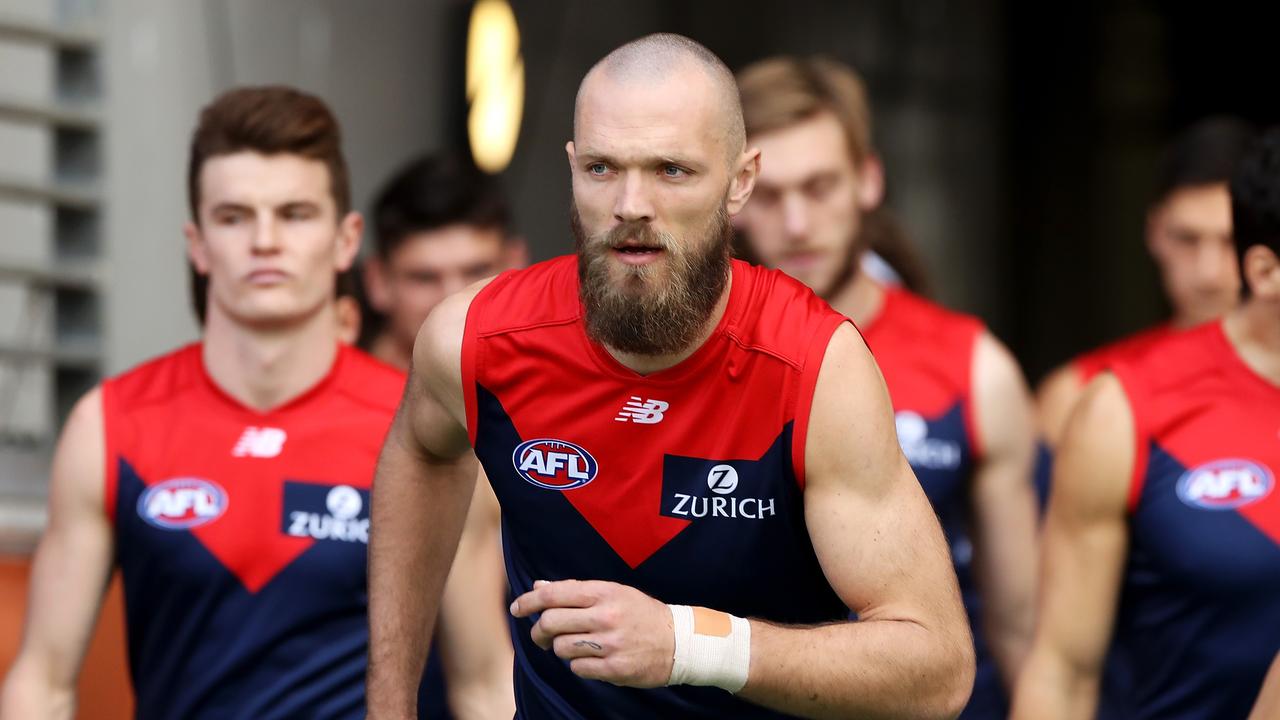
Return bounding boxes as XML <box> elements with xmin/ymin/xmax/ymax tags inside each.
<box><xmin>0</xmin><ymin>0</ymin><xmax>1276</xmax><ymax>710</ymax></box>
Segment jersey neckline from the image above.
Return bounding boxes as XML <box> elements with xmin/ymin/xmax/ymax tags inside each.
<box><xmin>577</xmin><ymin>259</ymin><xmax>747</xmax><ymax>384</ymax></box>
<box><xmin>192</xmin><ymin>341</ymin><xmax>349</xmax><ymax>419</ymax></box>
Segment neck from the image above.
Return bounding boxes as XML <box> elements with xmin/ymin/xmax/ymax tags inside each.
<box><xmin>202</xmin><ymin>304</ymin><xmax>340</xmax><ymax>411</ymax></box>
<box><xmin>826</xmin><ymin>266</ymin><xmax>885</xmax><ymax>326</ymax></box>
<box><xmin>1222</xmin><ymin>297</ymin><xmax>1280</xmax><ymax>386</ymax></box>
<box><xmin>604</xmin><ymin>273</ymin><xmax>733</xmax><ymax>376</ymax></box>
<box><xmin>371</xmin><ymin>332</ymin><xmax>413</xmax><ymax>372</ymax></box>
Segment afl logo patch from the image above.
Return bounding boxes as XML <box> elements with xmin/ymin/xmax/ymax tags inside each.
<box><xmin>1176</xmin><ymin>459</ymin><xmax>1274</xmax><ymax>510</ymax></box>
<box><xmin>512</xmin><ymin>438</ymin><xmax>598</xmax><ymax>491</ymax></box>
<box><xmin>138</xmin><ymin>478</ymin><xmax>228</xmax><ymax>530</ymax></box>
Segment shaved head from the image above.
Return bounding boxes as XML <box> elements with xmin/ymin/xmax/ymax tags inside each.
<box><xmin>575</xmin><ymin>33</ymin><xmax>745</xmax><ymax>162</ymax></box>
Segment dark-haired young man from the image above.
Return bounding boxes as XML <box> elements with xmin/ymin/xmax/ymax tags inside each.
<box><xmin>1015</xmin><ymin>127</ymin><xmax>1280</xmax><ymax>720</ymax></box>
<box><xmin>0</xmin><ymin>87</ymin><xmax>511</xmax><ymax>720</ymax></box>
<box><xmin>733</xmin><ymin>55</ymin><xmax>1038</xmax><ymax>720</ymax></box>
<box><xmin>1036</xmin><ymin>117</ymin><xmax>1257</xmax><ymax>446</ymax></box>
<box><xmin>363</xmin><ymin>152</ymin><xmax>526</xmax><ymax>370</ymax></box>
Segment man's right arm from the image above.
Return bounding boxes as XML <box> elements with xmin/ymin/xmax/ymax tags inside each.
<box><xmin>0</xmin><ymin>388</ymin><xmax>115</xmax><ymax>720</ymax></box>
<box><xmin>1011</xmin><ymin>374</ymin><xmax>1133</xmax><ymax>720</ymax></box>
<box><xmin>366</xmin><ymin>284</ymin><xmax>487</xmax><ymax>719</ymax></box>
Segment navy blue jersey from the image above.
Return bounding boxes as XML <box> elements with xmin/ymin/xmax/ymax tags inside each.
<box><xmin>103</xmin><ymin>344</ymin><xmax>403</xmax><ymax>719</ymax></box>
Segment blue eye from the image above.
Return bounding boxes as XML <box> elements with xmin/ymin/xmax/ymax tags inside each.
<box><xmin>588</xmin><ymin>163</ymin><xmax>608</xmax><ymax>175</ymax></box>
<box><xmin>663</xmin><ymin>165</ymin><xmax>687</xmax><ymax>178</ymax></box>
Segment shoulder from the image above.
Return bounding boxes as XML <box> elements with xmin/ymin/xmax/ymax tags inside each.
<box><xmin>1054</xmin><ymin>372</ymin><xmax>1135</xmax><ymax>516</ymax></box>
<box><xmin>464</xmin><ymin>255</ymin><xmax>581</xmax><ymax>337</ymax></box>
<box><xmin>1108</xmin><ymin>321</ymin><xmax>1217</xmax><ymax>403</ymax></box>
<box><xmin>412</xmin><ymin>274</ymin><xmax>500</xmax><ymax>397</ymax></box>
<box><xmin>728</xmin><ymin>261</ymin><xmax>847</xmax><ymax>370</ymax></box>
<box><xmin>49</xmin><ymin>384</ymin><xmax>108</xmax><ymax>513</ymax></box>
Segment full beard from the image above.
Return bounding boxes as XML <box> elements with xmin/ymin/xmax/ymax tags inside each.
<box><xmin>573</xmin><ymin>203</ymin><xmax>733</xmax><ymax>356</ymax></box>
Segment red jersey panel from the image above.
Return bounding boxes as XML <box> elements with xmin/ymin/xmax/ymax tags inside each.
<box><xmin>463</xmin><ymin>256</ymin><xmax>848</xmax><ymax>719</ymax></box>
<box><xmin>1110</xmin><ymin>321</ymin><xmax>1280</xmax><ymax>720</ymax></box>
<box><xmin>102</xmin><ymin>343</ymin><xmax>403</xmax><ymax>720</ymax></box>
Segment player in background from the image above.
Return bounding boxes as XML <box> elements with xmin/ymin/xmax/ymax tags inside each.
<box><xmin>1035</xmin><ymin>117</ymin><xmax>1256</xmax><ymax>447</ymax></box>
<box><xmin>1014</xmin><ymin>127</ymin><xmax>1280</xmax><ymax>720</ymax></box>
<box><xmin>733</xmin><ymin>55</ymin><xmax>1038</xmax><ymax>719</ymax></box>
<box><xmin>0</xmin><ymin>86</ymin><xmax>512</xmax><ymax>720</ymax></box>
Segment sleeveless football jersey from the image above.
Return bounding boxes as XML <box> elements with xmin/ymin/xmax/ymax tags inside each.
<box><xmin>859</xmin><ymin>286</ymin><xmax>1005</xmax><ymax>719</ymax></box>
<box><xmin>103</xmin><ymin>343</ymin><xmax>403</xmax><ymax>719</ymax></box>
<box><xmin>1109</xmin><ymin>320</ymin><xmax>1280</xmax><ymax>719</ymax></box>
<box><xmin>462</xmin><ymin>256</ymin><xmax>849</xmax><ymax>719</ymax></box>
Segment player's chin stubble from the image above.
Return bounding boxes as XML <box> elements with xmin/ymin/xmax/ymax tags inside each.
<box><xmin>573</xmin><ymin>204</ymin><xmax>732</xmax><ymax>356</ymax></box>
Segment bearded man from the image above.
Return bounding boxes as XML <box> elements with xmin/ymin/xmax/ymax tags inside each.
<box><xmin>366</xmin><ymin>33</ymin><xmax>974</xmax><ymax>720</ymax></box>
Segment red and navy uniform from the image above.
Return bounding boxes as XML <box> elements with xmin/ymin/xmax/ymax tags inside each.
<box><xmin>1108</xmin><ymin>320</ymin><xmax>1280</xmax><ymax>719</ymax></box>
<box><xmin>462</xmin><ymin>256</ymin><xmax>849</xmax><ymax>719</ymax></box>
<box><xmin>859</xmin><ymin>286</ymin><xmax>1004</xmax><ymax>719</ymax></box>
<box><xmin>103</xmin><ymin>343</ymin><xmax>403</xmax><ymax>720</ymax></box>
<box><xmin>1033</xmin><ymin>324</ymin><xmax>1176</xmax><ymax>509</ymax></box>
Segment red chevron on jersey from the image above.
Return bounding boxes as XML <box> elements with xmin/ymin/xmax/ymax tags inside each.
<box><xmin>464</xmin><ymin>257</ymin><xmax>845</xmax><ymax>569</ymax></box>
<box><xmin>103</xmin><ymin>344</ymin><xmax>403</xmax><ymax>592</ymax></box>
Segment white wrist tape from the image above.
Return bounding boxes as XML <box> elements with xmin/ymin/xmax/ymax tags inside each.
<box><xmin>666</xmin><ymin>604</ymin><xmax>751</xmax><ymax>693</ymax></box>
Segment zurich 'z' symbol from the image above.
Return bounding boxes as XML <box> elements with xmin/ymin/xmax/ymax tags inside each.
<box><xmin>512</xmin><ymin>438</ymin><xmax>599</xmax><ymax>491</ymax></box>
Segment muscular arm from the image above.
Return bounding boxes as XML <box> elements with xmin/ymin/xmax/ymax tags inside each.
<box><xmin>437</xmin><ymin>476</ymin><xmax>515</xmax><ymax>720</ymax></box>
<box><xmin>1011</xmin><ymin>374</ymin><xmax>1133</xmax><ymax>720</ymax></box>
<box><xmin>0</xmin><ymin>389</ymin><xmax>114</xmax><ymax>720</ymax></box>
<box><xmin>1034</xmin><ymin>363</ymin><xmax>1085</xmax><ymax>449</ymax></box>
<box><xmin>366</xmin><ymin>284</ymin><xmax>489</xmax><ymax>719</ymax></box>
<box><xmin>738</xmin><ymin>323</ymin><xmax>974</xmax><ymax>719</ymax></box>
<box><xmin>968</xmin><ymin>332</ymin><xmax>1039</xmax><ymax>690</ymax></box>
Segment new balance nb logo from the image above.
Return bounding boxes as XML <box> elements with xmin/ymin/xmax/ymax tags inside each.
<box><xmin>615</xmin><ymin>397</ymin><xmax>669</xmax><ymax>424</ymax></box>
<box><xmin>232</xmin><ymin>426</ymin><xmax>287</xmax><ymax>458</ymax></box>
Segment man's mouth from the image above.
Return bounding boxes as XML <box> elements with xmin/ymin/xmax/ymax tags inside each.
<box><xmin>610</xmin><ymin>240</ymin><xmax>665</xmax><ymax>265</ymax></box>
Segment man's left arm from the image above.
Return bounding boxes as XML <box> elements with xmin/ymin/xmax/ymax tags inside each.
<box><xmin>438</xmin><ymin>474</ymin><xmax>515</xmax><ymax>720</ymax></box>
<box><xmin>512</xmin><ymin>324</ymin><xmax>974</xmax><ymax>720</ymax></box>
<box><xmin>968</xmin><ymin>332</ymin><xmax>1039</xmax><ymax>690</ymax></box>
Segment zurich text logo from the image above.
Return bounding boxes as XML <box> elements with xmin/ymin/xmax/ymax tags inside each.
<box><xmin>663</xmin><ymin>462</ymin><xmax>777</xmax><ymax>521</ymax></box>
<box><xmin>138</xmin><ymin>478</ymin><xmax>228</xmax><ymax>530</ymax></box>
<box><xmin>512</xmin><ymin>439</ymin><xmax>598</xmax><ymax>491</ymax></box>
<box><xmin>1176</xmin><ymin>459</ymin><xmax>1274</xmax><ymax>510</ymax></box>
